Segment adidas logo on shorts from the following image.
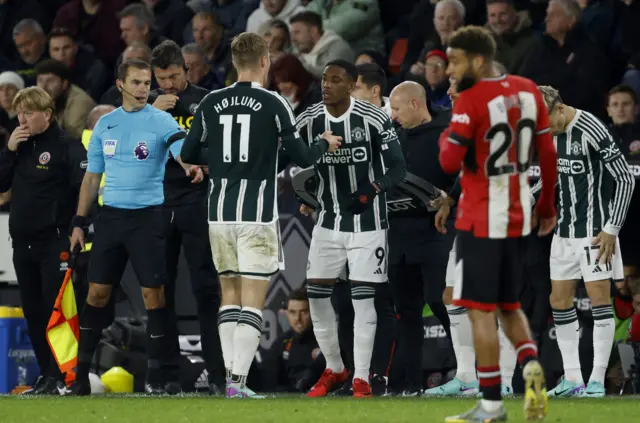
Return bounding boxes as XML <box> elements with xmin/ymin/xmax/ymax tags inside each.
<box><xmin>195</xmin><ymin>369</ymin><xmax>209</xmax><ymax>389</ymax></box>
<box><xmin>374</xmin><ymin>267</ymin><xmax>383</xmax><ymax>275</ymax></box>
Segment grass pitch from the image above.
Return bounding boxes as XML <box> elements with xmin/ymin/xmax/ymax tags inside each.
<box><xmin>1</xmin><ymin>395</ymin><xmax>637</xmax><ymax>423</ymax></box>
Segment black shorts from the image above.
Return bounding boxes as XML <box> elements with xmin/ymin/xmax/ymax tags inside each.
<box><xmin>88</xmin><ymin>205</ymin><xmax>167</xmax><ymax>288</ymax></box>
<box><xmin>453</xmin><ymin>230</ymin><xmax>524</xmax><ymax>312</ymax></box>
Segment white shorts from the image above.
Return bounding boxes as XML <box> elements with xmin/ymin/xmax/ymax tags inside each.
<box><xmin>208</xmin><ymin>221</ymin><xmax>282</xmax><ymax>281</ymax></box>
<box><xmin>550</xmin><ymin>234</ymin><xmax>624</xmax><ymax>283</ymax></box>
<box><xmin>306</xmin><ymin>226</ymin><xmax>388</xmax><ymax>283</ymax></box>
<box><xmin>445</xmin><ymin>236</ymin><xmax>458</xmax><ymax>288</ymax></box>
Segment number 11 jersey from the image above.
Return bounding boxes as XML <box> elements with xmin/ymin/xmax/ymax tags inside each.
<box><xmin>183</xmin><ymin>81</ymin><xmax>326</xmax><ymax>224</ymax></box>
<box><xmin>446</xmin><ymin>74</ymin><xmax>552</xmax><ymax>239</ymax></box>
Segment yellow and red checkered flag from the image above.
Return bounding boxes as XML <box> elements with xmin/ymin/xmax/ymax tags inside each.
<box><xmin>46</xmin><ymin>249</ymin><xmax>80</xmax><ymax>385</ymax></box>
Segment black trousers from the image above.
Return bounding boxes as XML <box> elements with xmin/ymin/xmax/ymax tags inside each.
<box><xmin>163</xmin><ymin>202</ymin><xmax>224</xmax><ymax>386</ymax></box>
<box><xmin>388</xmin><ymin>230</ymin><xmax>453</xmax><ymax>391</ymax></box>
<box><xmin>12</xmin><ymin>235</ymin><xmax>69</xmax><ymax>379</ymax></box>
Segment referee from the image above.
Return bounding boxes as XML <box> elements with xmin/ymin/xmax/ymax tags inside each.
<box><xmin>68</xmin><ymin>59</ymin><xmax>199</xmax><ymax>395</ymax></box>
<box><xmin>0</xmin><ymin>87</ymin><xmax>86</xmax><ymax>395</ymax></box>
<box><xmin>150</xmin><ymin>40</ymin><xmax>225</xmax><ymax>394</ymax></box>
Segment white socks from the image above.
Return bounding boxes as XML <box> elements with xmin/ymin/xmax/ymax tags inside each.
<box><xmin>218</xmin><ymin>305</ymin><xmax>241</xmax><ymax>378</ymax></box>
<box><xmin>590</xmin><ymin>305</ymin><xmax>614</xmax><ymax>385</ymax></box>
<box><xmin>447</xmin><ymin>305</ymin><xmax>477</xmax><ymax>383</ymax></box>
<box><xmin>351</xmin><ymin>284</ymin><xmax>377</xmax><ymax>381</ymax></box>
<box><xmin>552</xmin><ymin>307</ymin><xmax>584</xmax><ymax>385</ymax></box>
<box><xmin>231</xmin><ymin>307</ymin><xmax>263</xmax><ymax>384</ymax></box>
<box><xmin>498</xmin><ymin>323</ymin><xmax>516</xmax><ymax>388</ymax></box>
<box><xmin>307</xmin><ymin>284</ymin><xmax>344</xmax><ymax>373</ymax></box>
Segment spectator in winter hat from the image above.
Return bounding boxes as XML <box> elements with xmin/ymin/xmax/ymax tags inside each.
<box><xmin>0</xmin><ymin>71</ymin><xmax>25</xmax><ymax>144</ymax></box>
<box><xmin>423</xmin><ymin>50</ymin><xmax>450</xmax><ymax>109</ymax></box>
<box><xmin>0</xmin><ymin>71</ymin><xmax>24</xmax><ymax>130</ymax></box>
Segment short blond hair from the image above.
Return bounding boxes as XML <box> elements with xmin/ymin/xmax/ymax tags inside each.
<box><xmin>538</xmin><ymin>85</ymin><xmax>562</xmax><ymax>112</ymax></box>
<box><xmin>231</xmin><ymin>32</ymin><xmax>269</xmax><ymax>71</ymax></box>
<box><xmin>12</xmin><ymin>86</ymin><xmax>55</xmax><ymax>122</ymax></box>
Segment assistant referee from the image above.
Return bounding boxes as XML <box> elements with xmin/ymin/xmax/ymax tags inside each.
<box><xmin>68</xmin><ymin>59</ymin><xmax>199</xmax><ymax>395</ymax></box>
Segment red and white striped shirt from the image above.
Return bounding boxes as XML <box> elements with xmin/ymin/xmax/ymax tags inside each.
<box><xmin>439</xmin><ymin>74</ymin><xmax>557</xmax><ymax>239</ymax></box>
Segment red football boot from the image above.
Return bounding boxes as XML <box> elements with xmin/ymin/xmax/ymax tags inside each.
<box><xmin>307</xmin><ymin>368</ymin><xmax>350</xmax><ymax>398</ymax></box>
<box><xmin>352</xmin><ymin>378</ymin><xmax>372</xmax><ymax>398</ymax></box>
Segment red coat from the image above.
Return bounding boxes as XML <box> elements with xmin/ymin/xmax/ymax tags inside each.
<box><xmin>53</xmin><ymin>0</ymin><xmax>127</xmax><ymax>65</ymax></box>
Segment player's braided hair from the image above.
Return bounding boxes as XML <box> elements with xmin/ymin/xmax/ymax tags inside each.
<box><xmin>448</xmin><ymin>25</ymin><xmax>497</xmax><ymax>60</ymax></box>
<box><xmin>231</xmin><ymin>32</ymin><xmax>269</xmax><ymax>70</ymax></box>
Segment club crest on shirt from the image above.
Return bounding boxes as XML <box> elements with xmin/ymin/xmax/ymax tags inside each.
<box><xmin>571</xmin><ymin>141</ymin><xmax>582</xmax><ymax>155</ymax></box>
<box><xmin>134</xmin><ymin>141</ymin><xmax>150</xmax><ymax>161</ymax></box>
<box><xmin>351</xmin><ymin>126</ymin><xmax>365</xmax><ymax>142</ymax></box>
<box><xmin>39</xmin><ymin>152</ymin><xmax>50</xmax><ymax>165</ymax></box>
<box><xmin>630</xmin><ymin>140</ymin><xmax>640</xmax><ymax>155</ymax></box>
<box><xmin>189</xmin><ymin>103</ymin><xmax>199</xmax><ymax>115</ymax></box>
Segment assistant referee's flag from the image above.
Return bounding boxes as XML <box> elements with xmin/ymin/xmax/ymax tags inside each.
<box><xmin>46</xmin><ymin>249</ymin><xmax>80</xmax><ymax>385</ymax></box>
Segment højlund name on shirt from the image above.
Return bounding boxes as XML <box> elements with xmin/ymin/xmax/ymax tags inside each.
<box><xmin>213</xmin><ymin>96</ymin><xmax>262</xmax><ymax>113</ymax></box>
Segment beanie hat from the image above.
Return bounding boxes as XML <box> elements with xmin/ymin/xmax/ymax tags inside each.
<box><xmin>0</xmin><ymin>71</ymin><xmax>25</xmax><ymax>90</ymax></box>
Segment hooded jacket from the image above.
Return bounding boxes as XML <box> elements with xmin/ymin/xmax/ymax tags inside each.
<box><xmin>299</xmin><ymin>30</ymin><xmax>355</xmax><ymax>79</ymax></box>
<box><xmin>306</xmin><ymin>0</ymin><xmax>384</xmax><ymax>53</ymax></box>
<box><xmin>246</xmin><ymin>0</ymin><xmax>306</xmax><ymax>33</ymax></box>
<box><xmin>57</xmin><ymin>85</ymin><xmax>96</xmax><ymax>140</ymax></box>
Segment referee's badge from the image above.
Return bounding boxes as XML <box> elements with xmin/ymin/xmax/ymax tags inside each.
<box><xmin>351</xmin><ymin>126</ymin><xmax>365</xmax><ymax>142</ymax></box>
<box><xmin>103</xmin><ymin>139</ymin><xmax>117</xmax><ymax>158</ymax></box>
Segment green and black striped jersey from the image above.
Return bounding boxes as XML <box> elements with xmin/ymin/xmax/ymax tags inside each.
<box><xmin>532</xmin><ymin>109</ymin><xmax>635</xmax><ymax>238</ymax></box>
<box><xmin>294</xmin><ymin>98</ymin><xmax>406</xmax><ymax>233</ymax></box>
<box><xmin>180</xmin><ymin>81</ymin><xmax>328</xmax><ymax>224</ymax></box>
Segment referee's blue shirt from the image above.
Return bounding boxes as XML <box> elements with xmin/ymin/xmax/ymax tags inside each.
<box><xmin>87</xmin><ymin>104</ymin><xmax>186</xmax><ymax>209</ymax></box>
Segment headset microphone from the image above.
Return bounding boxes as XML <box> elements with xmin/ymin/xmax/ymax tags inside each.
<box><xmin>119</xmin><ymin>85</ymin><xmax>147</xmax><ymax>102</ymax></box>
